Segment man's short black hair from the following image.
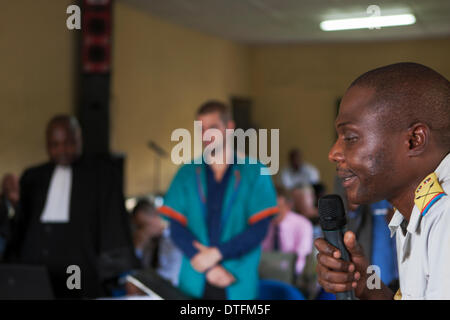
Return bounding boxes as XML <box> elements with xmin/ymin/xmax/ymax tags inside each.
<box><xmin>196</xmin><ymin>100</ymin><xmax>232</xmax><ymax>124</ymax></box>
<box><xmin>289</xmin><ymin>148</ymin><xmax>302</xmax><ymax>158</ymax></box>
<box><xmin>349</xmin><ymin>62</ymin><xmax>450</xmax><ymax>149</ymax></box>
<box><xmin>46</xmin><ymin>114</ymin><xmax>80</xmax><ymax>137</ymax></box>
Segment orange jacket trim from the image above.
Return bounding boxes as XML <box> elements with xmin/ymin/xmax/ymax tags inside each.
<box><xmin>158</xmin><ymin>205</ymin><xmax>187</xmax><ymax>226</ymax></box>
<box><xmin>248</xmin><ymin>206</ymin><xmax>279</xmax><ymax>225</ymax></box>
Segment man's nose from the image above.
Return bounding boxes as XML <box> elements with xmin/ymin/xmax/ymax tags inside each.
<box><xmin>55</xmin><ymin>145</ymin><xmax>65</xmax><ymax>155</ymax></box>
<box><xmin>328</xmin><ymin>140</ymin><xmax>344</xmax><ymax>164</ymax></box>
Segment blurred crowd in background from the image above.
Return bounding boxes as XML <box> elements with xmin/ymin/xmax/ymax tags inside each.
<box><xmin>0</xmin><ymin>102</ymin><xmax>398</xmax><ymax>300</ymax></box>
<box><xmin>3</xmin><ymin>0</ymin><xmax>445</xmax><ymax>301</ymax></box>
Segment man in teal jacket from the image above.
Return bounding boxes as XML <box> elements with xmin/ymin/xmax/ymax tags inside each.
<box><xmin>159</xmin><ymin>100</ymin><xmax>278</xmax><ymax>299</ymax></box>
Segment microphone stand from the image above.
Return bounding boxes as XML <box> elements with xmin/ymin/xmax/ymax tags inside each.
<box><xmin>147</xmin><ymin>141</ymin><xmax>168</xmax><ymax>194</ymax></box>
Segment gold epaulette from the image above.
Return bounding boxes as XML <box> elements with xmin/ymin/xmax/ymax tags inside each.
<box><xmin>394</xmin><ymin>289</ymin><xmax>402</xmax><ymax>300</ymax></box>
<box><xmin>414</xmin><ymin>173</ymin><xmax>446</xmax><ymax>216</ymax></box>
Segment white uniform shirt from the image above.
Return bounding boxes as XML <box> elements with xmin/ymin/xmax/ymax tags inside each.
<box><xmin>389</xmin><ymin>153</ymin><xmax>450</xmax><ymax>300</ymax></box>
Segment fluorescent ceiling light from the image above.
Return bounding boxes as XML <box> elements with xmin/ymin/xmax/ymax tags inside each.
<box><xmin>320</xmin><ymin>14</ymin><xmax>416</xmax><ymax>31</ymax></box>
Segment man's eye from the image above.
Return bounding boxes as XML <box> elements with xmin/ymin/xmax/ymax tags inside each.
<box><xmin>344</xmin><ymin>136</ymin><xmax>358</xmax><ymax>142</ymax></box>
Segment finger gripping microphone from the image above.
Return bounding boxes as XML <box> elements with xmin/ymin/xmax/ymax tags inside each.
<box><xmin>318</xmin><ymin>194</ymin><xmax>356</xmax><ymax>300</ymax></box>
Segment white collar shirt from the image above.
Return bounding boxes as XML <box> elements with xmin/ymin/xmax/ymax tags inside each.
<box><xmin>40</xmin><ymin>165</ymin><xmax>72</xmax><ymax>223</ymax></box>
<box><xmin>388</xmin><ymin>153</ymin><xmax>450</xmax><ymax>300</ymax></box>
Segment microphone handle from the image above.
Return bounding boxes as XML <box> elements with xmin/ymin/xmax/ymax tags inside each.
<box><xmin>323</xmin><ymin>230</ymin><xmax>357</xmax><ymax>300</ymax></box>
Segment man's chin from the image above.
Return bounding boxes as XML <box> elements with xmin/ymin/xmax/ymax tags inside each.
<box><xmin>54</xmin><ymin>159</ymin><xmax>73</xmax><ymax>166</ymax></box>
<box><xmin>346</xmin><ymin>185</ymin><xmax>364</xmax><ymax>205</ymax></box>
<box><xmin>347</xmin><ymin>191</ymin><xmax>373</xmax><ymax>206</ymax></box>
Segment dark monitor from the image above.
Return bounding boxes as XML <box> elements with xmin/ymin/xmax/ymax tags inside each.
<box><xmin>0</xmin><ymin>264</ymin><xmax>54</xmax><ymax>299</ymax></box>
<box><xmin>128</xmin><ymin>269</ymin><xmax>191</xmax><ymax>300</ymax></box>
<box><xmin>259</xmin><ymin>252</ymin><xmax>297</xmax><ymax>285</ymax></box>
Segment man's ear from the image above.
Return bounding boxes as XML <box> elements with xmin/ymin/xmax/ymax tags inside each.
<box><xmin>406</xmin><ymin>123</ymin><xmax>429</xmax><ymax>156</ymax></box>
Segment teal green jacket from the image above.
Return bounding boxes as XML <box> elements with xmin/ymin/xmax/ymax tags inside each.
<box><xmin>159</xmin><ymin>157</ymin><xmax>277</xmax><ymax>299</ymax></box>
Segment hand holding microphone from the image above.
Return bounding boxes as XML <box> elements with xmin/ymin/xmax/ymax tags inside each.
<box><xmin>315</xmin><ymin>194</ymin><xmax>369</xmax><ymax>299</ymax></box>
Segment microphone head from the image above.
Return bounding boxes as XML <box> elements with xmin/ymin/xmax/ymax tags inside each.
<box><xmin>318</xmin><ymin>194</ymin><xmax>347</xmax><ymax>231</ymax></box>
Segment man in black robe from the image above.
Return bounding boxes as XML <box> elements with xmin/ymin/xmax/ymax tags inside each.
<box><xmin>5</xmin><ymin>115</ymin><xmax>138</xmax><ymax>299</ymax></box>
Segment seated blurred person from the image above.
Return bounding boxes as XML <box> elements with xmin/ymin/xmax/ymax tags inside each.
<box><xmin>280</xmin><ymin>148</ymin><xmax>320</xmax><ymax>191</ymax></box>
<box><xmin>5</xmin><ymin>115</ymin><xmax>138</xmax><ymax>299</ymax></box>
<box><xmin>131</xmin><ymin>199</ymin><xmax>182</xmax><ymax>286</ymax></box>
<box><xmin>262</xmin><ymin>186</ymin><xmax>313</xmax><ymax>276</ymax></box>
<box><xmin>132</xmin><ymin>199</ymin><xmax>165</xmax><ymax>268</ymax></box>
<box><xmin>291</xmin><ymin>184</ymin><xmax>319</xmax><ymax>221</ymax></box>
<box><xmin>312</xmin><ymin>182</ymin><xmax>327</xmax><ymax>208</ymax></box>
<box><xmin>0</xmin><ymin>174</ymin><xmax>19</xmax><ymax>260</ymax></box>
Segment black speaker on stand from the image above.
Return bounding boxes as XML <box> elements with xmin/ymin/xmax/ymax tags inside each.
<box><xmin>79</xmin><ymin>0</ymin><xmax>112</xmax><ymax>156</ymax></box>
<box><xmin>78</xmin><ymin>0</ymin><xmax>124</xmax><ymax>184</ymax></box>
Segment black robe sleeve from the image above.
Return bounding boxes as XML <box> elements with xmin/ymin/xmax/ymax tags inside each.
<box><xmin>96</xmin><ymin>159</ymin><xmax>139</xmax><ymax>281</ymax></box>
<box><xmin>3</xmin><ymin>169</ymin><xmax>32</xmax><ymax>262</ymax></box>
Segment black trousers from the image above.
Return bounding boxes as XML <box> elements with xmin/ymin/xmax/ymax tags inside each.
<box><xmin>203</xmin><ymin>282</ymin><xmax>226</xmax><ymax>300</ymax></box>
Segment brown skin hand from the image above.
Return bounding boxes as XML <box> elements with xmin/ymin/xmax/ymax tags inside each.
<box><xmin>1</xmin><ymin>174</ymin><xmax>19</xmax><ymax>207</ymax></box>
<box><xmin>125</xmin><ymin>281</ymin><xmax>146</xmax><ymax>296</ymax></box>
<box><xmin>317</xmin><ymin>85</ymin><xmax>447</xmax><ymax>299</ymax></box>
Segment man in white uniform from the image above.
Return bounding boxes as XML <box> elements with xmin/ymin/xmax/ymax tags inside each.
<box><xmin>314</xmin><ymin>62</ymin><xmax>450</xmax><ymax>299</ymax></box>
<box><xmin>389</xmin><ymin>155</ymin><xmax>450</xmax><ymax>299</ymax></box>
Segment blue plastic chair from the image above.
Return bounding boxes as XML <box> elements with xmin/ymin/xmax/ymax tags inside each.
<box><xmin>258</xmin><ymin>279</ymin><xmax>306</xmax><ymax>300</ymax></box>
<box><xmin>315</xmin><ymin>287</ymin><xmax>336</xmax><ymax>300</ymax></box>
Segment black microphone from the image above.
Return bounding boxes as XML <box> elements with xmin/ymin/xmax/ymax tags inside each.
<box><xmin>318</xmin><ymin>194</ymin><xmax>356</xmax><ymax>300</ymax></box>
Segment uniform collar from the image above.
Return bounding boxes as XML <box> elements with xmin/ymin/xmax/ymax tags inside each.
<box><xmin>388</xmin><ymin>206</ymin><xmax>422</xmax><ymax>262</ymax></box>
<box><xmin>435</xmin><ymin>152</ymin><xmax>450</xmax><ymax>185</ymax></box>
<box><xmin>388</xmin><ymin>208</ymin><xmax>422</xmax><ymax>238</ymax></box>
<box><xmin>388</xmin><ymin>210</ymin><xmax>404</xmax><ymax>238</ymax></box>
<box><xmin>407</xmin><ymin>206</ymin><xmax>422</xmax><ymax>235</ymax></box>
<box><xmin>388</xmin><ymin>153</ymin><xmax>450</xmax><ymax>238</ymax></box>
